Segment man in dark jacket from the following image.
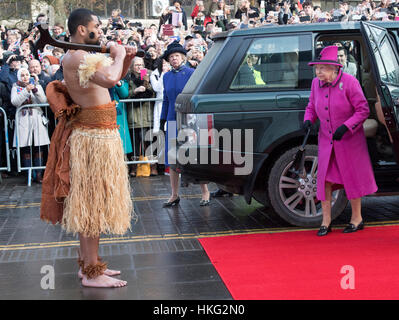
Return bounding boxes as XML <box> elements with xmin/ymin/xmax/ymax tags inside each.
<box><xmin>28</xmin><ymin>59</ymin><xmax>51</xmax><ymax>91</ymax></box>
<box><xmin>0</xmin><ymin>54</ymin><xmax>21</xmax><ymax>93</ymax></box>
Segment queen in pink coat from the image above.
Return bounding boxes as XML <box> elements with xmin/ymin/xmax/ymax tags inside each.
<box><xmin>303</xmin><ymin>46</ymin><xmax>377</xmax><ymax>236</ymax></box>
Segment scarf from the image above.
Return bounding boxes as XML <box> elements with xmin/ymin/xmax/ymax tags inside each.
<box><xmin>171</xmin><ymin>64</ymin><xmax>186</xmax><ymax>73</ymax></box>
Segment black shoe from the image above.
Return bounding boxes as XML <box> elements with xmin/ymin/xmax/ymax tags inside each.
<box><xmin>343</xmin><ymin>221</ymin><xmax>364</xmax><ymax>233</ymax></box>
<box><xmin>199</xmin><ymin>199</ymin><xmax>210</xmax><ymax>206</ymax></box>
<box><xmin>210</xmin><ymin>189</ymin><xmax>233</xmax><ymax>198</ymax></box>
<box><xmin>162</xmin><ymin>197</ymin><xmax>180</xmax><ymax>207</ymax></box>
<box><xmin>317</xmin><ymin>225</ymin><xmax>332</xmax><ymax>236</ymax></box>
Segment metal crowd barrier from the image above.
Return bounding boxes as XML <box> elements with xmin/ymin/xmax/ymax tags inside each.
<box><xmin>0</xmin><ymin>107</ymin><xmax>11</xmax><ymax>173</ymax></box>
<box><xmin>15</xmin><ymin>98</ymin><xmax>163</xmax><ymax>186</ymax></box>
<box><xmin>14</xmin><ymin>103</ymin><xmax>51</xmax><ymax>186</ymax></box>
<box><xmin>120</xmin><ymin>98</ymin><xmax>163</xmax><ymax>166</ymax></box>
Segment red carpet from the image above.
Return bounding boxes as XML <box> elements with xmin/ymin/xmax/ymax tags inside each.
<box><xmin>199</xmin><ymin>225</ymin><xmax>399</xmax><ymax>300</ymax></box>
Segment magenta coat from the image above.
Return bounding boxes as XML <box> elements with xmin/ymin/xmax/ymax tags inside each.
<box><xmin>304</xmin><ymin>70</ymin><xmax>377</xmax><ymax>200</ymax></box>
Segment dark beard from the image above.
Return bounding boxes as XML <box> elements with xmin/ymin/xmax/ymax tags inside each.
<box><xmin>85</xmin><ymin>36</ymin><xmax>101</xmax><ymax>46</ymax></box>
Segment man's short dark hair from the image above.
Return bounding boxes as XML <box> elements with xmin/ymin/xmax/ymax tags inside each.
<box><xmin>68</xmin><ymin>8</ymin><xmax>95</xmax><ymax>36</ymax></box>
<box><xmin>337</xmin><ymin>47</ymin><xmax>347</xmax><ymax>55</ymax></box>
<box><xmin>302</xmin><ymin>1</ymin><xmax>313</xmax><ymax>8</ymax></box>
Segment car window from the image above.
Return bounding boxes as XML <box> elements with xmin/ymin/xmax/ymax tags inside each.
<box><xmin>182</xmin><ymin>40</ymin><xmax>224</xmax><ymax>94</ymax></box>
<box><xmin>375</xmin><ymin>34</ymin><xmax>399</xmax><ymax>85</ymax></box>
<box><xmin>229</xmin><ymin>35</ymin><xmax>312</xmax><ymax>90</ymax></box>
<box><xmin>363</xmin><ymin>24</ymin><xmax>399</xmax><ymax>86</ymax></box>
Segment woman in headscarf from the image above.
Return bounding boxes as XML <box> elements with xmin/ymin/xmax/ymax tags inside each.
<box><xmin>11</xmin><ymin>67</ymin><xmax>49</xmax><ymax>182</ymax></box>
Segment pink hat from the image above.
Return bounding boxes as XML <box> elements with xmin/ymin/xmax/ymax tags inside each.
<box><xmin>308</xmin><ymin>46</ymin><xmax>343</xmax><ymax>68</ymax></box>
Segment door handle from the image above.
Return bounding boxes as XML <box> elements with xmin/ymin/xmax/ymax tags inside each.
<box><xmin>276</xmin><ymin>94</ymin><xmax>301</xmax><ymax>108</ymax></box>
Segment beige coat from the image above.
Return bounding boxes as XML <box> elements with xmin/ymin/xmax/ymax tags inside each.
<box><xmin>127</xmin><ymin>70</ymin><xmax>155</xmax><ymax>129</ymax></box>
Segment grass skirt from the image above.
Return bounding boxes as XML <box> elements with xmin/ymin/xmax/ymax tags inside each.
<box><xmin>62</xmin><ymin>127</ymin><xmax>135</xmax><ymax>237</ymax></box>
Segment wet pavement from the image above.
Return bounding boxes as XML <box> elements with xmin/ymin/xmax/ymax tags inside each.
<box><xmin>1</xmin><ymin>174</ymin><xmax>399</xmax><ymax>299</ymax></box>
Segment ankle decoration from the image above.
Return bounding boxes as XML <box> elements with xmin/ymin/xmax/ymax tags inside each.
<box><xmin>82</xmin><ymin>262</ymin><xmax>107</xmax><ymax>279</ymax></box>
<box><xmin>77</xmin><ymin>257</ymin><xmax>84</xmax><ymax>269</ymax></box>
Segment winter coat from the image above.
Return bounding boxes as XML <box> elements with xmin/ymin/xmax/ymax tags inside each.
<box><xmin>110</xmin><ymin>80</ymin><xmax>133</xmax><ymax>154</ymax></box>
<box><xmin>304</xmin><ymin>70</ymin><xmax>377</xmax><ymax>200</ymax></box>
<box><xmin>161</xmin><ymin>65</ymin><xmax>194</xmax><ymax>166</ymax></box>
<box><xmin>127</xmin><ymin>70</ymin><xmax>155</xmax><ymax>129</ymax></box>
<box><xmin>161</xmin><ymin>65</ymin><xmax>194</xmax><ymax>122</ymax></box>
<box><xmin>11</xmin><ymin>82</ymin><xmax>50</xmax><ymax>148</ymax></box>
<box><xmin>150</xmin><ymin>68</ymin><xmax>165</xmax><ymax>133</ymax></box>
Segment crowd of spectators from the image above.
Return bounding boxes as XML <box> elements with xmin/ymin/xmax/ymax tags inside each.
<box><xmin>234</xmin><ymin>0</ymin><xmax>399</xmax><ymax>27</ymax></box>
<box><xmin>0</xmin><ymin>0</ymin><xmax>399</xmax><ymax>181</ymax></box>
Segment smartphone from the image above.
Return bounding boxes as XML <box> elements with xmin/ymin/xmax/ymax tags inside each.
<box><xmin>29</xmin><ymin>77</ymin><xmax>35</xmax><ymax>85</ymax></box>
<box><xmin>300</xmin><ymin>15</ymin><xmax>311</xmax><ymax>22</ymax></box>
<box><xmin>140</xmin><ymin>69</ymin><xmax>147</xmax><ymax>80</ymax></box>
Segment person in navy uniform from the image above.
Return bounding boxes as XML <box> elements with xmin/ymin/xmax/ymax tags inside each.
<box><xmin>160</xmin><ymin>40</ymin><xmax>211</xmax><ymax>207</ymax></box>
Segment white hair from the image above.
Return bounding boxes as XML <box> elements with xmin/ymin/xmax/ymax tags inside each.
<box><xmin>17</xmin><ymin>68</ymin><xmax>30</xmax><ymax>82</ymax></box>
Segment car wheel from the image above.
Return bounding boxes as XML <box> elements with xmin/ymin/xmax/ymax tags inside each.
<box><xmin>267</xmin><ymin>144</ymin><xmax>348</xmax><ymax>227</ymax></box>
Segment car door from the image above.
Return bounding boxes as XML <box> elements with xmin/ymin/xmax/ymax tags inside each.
<box><xmin>361</xmin><ymin>21</ymin><xmax>399</xmax><ymax>162</ymax></box>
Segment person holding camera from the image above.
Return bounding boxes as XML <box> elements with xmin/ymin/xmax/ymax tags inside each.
<box><xmin>11</xmin><ymin>67</ymin><xmax>49</xmax><ymax>183</ymax></box>
<box><xmin>186</xmin><ymin>46</ymin><xmax>204</xmax><ymax>69</ymax></box>
<box><xmin>159</xmin><ymin>7</ymin><xmax>172</xmax><ymax>33</ymax></box>
<box><xmin>191</xmin><ymin>0</ymin><xmax>203</xmax><ymax>21</ymax></box>
<box><xmin>278</xmin><ymin>0</ymin><xmax>293</xmax><ymax>24</ymax></box>
<box><xmin>28</xmin><ymin>59</ymin><xmax>51</xmax><ymax>92</ymax></box>
<box><xmin>194</xmin><ymin>5</ymin><xmax>207</xmax><ymax>30</ymax></box>
<box><xmin>235</xmin><ymin>0</ymin><xmax>260</xmax><ymax>21</ymax></box>
<box><xmin>108</xmin><ymin>9</ymin><xmax>125</xmax><ymax>30</ymax></box>
<box><xmin>0</xmin><ymin>54</ymin><xmax>23</xmax><ymax>93</ymax></box>
<box><xmin>168</xmin><ymin>0</ymin><xmax>188</xmax><ymax>30</ymax></box>
<box><xmin>127</xmin><ymin>56</ymin><xmax>155</xmax><ymax>176</ymax></box>
<box><xmin>301</xmin><ymin>1</ymin><xmax>314</xmax><ymax>21</ymax></box>
<box><xmin>208</xmin><ymin>0</ymin><xmax>231</xmax><ymax>30</ymax></box>
<box><xmin>377</xmin><ymin>0</ymin><xmax>396</xmax><ymax>14</ymax></box>
<box><xmin>4</xmin><ymin>30</ymin><xmax>20</xmax><ymax>53</ymax></box>
<box><xmin>144</xmin><ymin>45</ymin><xmax>159</xmax><ymax>70</ymax></box>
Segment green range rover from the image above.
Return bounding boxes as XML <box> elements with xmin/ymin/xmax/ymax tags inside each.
<box><xmin>172</xmin><ymin>21</ymin><xmax>399</xmax><ymax>227</ymax></box>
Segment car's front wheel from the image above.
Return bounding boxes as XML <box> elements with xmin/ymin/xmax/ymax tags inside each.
<box><xmin>267</xmin><ymin>144</ymin><xmax>348</xmax><ymax>227</ymax></box>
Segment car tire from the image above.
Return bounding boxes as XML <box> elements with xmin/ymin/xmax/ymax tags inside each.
<box><xmin>267</xmin><ymin>144</ymin><xmax>348</xmax><ymax>227</ymax></box>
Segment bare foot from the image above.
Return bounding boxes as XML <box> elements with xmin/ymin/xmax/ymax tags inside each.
<box><xmin>78</xmin><ymin>267</ymin><xmax>121</xmax><ymax>279</ymax></box>
<box><xmin>82</xmin><ymin>274</ymin><xmax>127</xmax><ymax>288</ymax></box>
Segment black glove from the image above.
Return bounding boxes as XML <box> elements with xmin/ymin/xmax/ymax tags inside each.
<box><xmin>333</xmin><ymin>124</ymin><xmax>348</xmax><ymax>141</ymax></box>
<box><xmin>160</xmin><ymin>119</ymin><xmax>166</xmax><ymax>133</ymax></box>
<box><xmin>302</xmin><ymin>120</ymin><xmax>312</xmax><ymax>132</ymax></box>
